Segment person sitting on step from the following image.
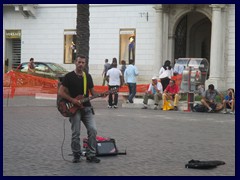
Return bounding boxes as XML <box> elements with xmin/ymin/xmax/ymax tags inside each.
<box><xmin>222</xmin><ymin>88</ymin><xmax>235</xmax><ymax>114</ymax></box>
<box><xmin>201</xmin><ymin>84</ymin><xmax>224</xmax><ymax>113</ymax></box>
<box><xmin>162</xmin><ymin>79</ymin><xmax>180</xmax><ymax>111</ymax></box>
<box><xmin>142</xmin><ymin>76</ymin><xmax>163</xmax><ymax>110</ymax></box>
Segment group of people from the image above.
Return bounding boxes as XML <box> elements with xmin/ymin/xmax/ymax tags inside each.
<box><xmin>103</xmin><ymin>59</ymin><xmax>180</xmax><ymax>111</ymax></box>
<box><xmin>102</xmin><ymin>58</ymin><xmax>139</xmax><ymax>108</ymax></box>
<box><xmin>201</xmin><ymin>84</ymin><xmax>235</xmax><ymax>114</ymax></box>
<box><xmin>141</xmin><ymin>60</ymin><xmax>235</xmax><ymax>114</ymax></box>
<box><xmin>142</xmin><ymin>77</ymin><xmax>180</xmax><ymax>111</ymax></box>
<box><xmin>57</xmin><ymin>56</ymin><xmax>234</xmax><ymax>164</ymax></box>
<box><xmin>142</xmin><ymin>60</ymin><xmax>181</xmax><ymax>111</ymax></box>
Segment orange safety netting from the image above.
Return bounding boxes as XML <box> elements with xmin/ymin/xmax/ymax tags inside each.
<box><xmin>3</xmin><ymin>70</ymin><xmax>149</xmax><ymax>98</ymax></box>
<box><xmin>94</xmin><ymin>84</ymin><xmax>148</xmax><ymax>94</ymax></box>
<box><xmin>3</xmin><ymin>70</ymin><xmax>59</xmax><ymax>98</ymax></box>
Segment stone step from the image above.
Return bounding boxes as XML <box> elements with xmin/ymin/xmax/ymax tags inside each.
<box><xmin>122</xmin><ymin>98</ymin><xmax>197</xmax><ymax>111</ymax></box>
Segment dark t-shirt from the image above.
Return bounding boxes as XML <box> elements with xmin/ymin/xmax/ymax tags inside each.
<box><xmin>62</xmin><ymin>71</ymin><xmax>94</xmax><ymax>107</ymax></box>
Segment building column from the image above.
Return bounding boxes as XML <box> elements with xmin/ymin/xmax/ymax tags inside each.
<box><xmin>205</xmin><ymin>4</ymin><xmax>226</xmax><ymax>91</ymax></box>
<box><xmin>162</xmin><ymin>7</ymin><xmax>169</xmax><ymax>62</ymax></box>
<box><xmin>153</xmin><ymin>5</ymin><xmax>163</xmax><ymax>75</ymax></box>
<box><xmin>168</xmin><ymin>34</ymin><xmax>175</xmax><ymax>64</ymax></box>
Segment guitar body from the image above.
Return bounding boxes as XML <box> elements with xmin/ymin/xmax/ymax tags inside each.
<box><xmin>57</xmin><ymin>87</ymin><xmax>118</xmax><ymax>117</ymax></box>
<box><xmin>57</xmin><ymin>95</ymin><xmax>84</xmax><ymax>117</ymax></box>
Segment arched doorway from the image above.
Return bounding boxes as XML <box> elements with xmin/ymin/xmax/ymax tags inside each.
<box><xmin>174</xmin><ymin>12</ymin><xmax>211</xmax><ymax>63</ymax></box>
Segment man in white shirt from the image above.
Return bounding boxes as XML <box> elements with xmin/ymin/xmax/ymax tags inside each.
<box><xmin>106</xmin><ymin>58</ymin><xmax>123</xmax><ymax>108</ymax></box>
<box><xmin>142</xmin><ymin>76</ymin><xmax>163</xmax><ymax>110</ymax></box>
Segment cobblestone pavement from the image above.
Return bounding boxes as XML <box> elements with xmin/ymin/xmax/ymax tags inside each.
<box><xmin>3</xmin><ymin>96</ymin><xmax>235</xmax><ymax>176</ymax></box>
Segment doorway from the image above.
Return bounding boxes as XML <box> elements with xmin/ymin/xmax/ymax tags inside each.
<box><xmin>5</xmin><ymin>30</ymin><xmax>22</xmax><ymax>71</ymax></box>
<box><xmin>174</xmin><ymin>12</ymin><xmax>211</xmax><ymax>63</ymax></box>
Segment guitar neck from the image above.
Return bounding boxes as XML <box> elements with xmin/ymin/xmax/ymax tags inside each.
<box><xmin>79</xmin><ymin>88</ymin><xmax>117</xmax><ymax>104</ymax></box>
<box><xmin>80</xmin><ymin>94</ymin><xmax>102</xmax><ymax>103</ymax></box>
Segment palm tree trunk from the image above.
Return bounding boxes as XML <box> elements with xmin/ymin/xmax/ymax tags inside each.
<box><xmin>76</xmin><ymin>4</ymin><xmax>90</xmax><ymax>72</ymax></box>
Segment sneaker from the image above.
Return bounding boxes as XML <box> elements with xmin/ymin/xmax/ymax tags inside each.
<box><xmin>221</xmin><ymin>110</ymin><xmax>228</xmax><ymax>114</ymax></box>
<box><xmin>142</xmin><ymin>106</ymin><xmax>147</xmax><ymax>109</ymax></box>
<box><xmin>173</xmin><ymin>106</ymin><xmax>178</xmax><ymax>111</ymax></box>
<box><xmin>154</xmin><ymin>106</ymin><xmax>158</xmax><ymax>110</ymax></box>
<box><xmin>113</xmin><ymin>105</ymin><xmax>118</xmax><ymax>109</ymax></box>
<box><xmin>108</xmin><ymin>105</ymin><xmax>112</xmax><ymax>108</ymax></box>
<box><xmin>126</xmin><ymin>100</ymin><xmax>129</xmax><ymax>103</ymax></box>
<box><xmin>86</xmin><ymin>156</ymin><xmax>101</xmax><ymax>163</ymax></box>
<box><xmin>230</xmin><ymin>111</ymin><xmax>235</xmax><ymax>115</ymax></box>
<box><xmin>208</xmin><ymin>108</ymin><xmax>213</xmax><ymax>113</ymax></box>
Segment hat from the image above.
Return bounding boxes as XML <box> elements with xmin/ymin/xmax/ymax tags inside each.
<box><xmin>152</xmin><ymin>76</ymin><xmax>158</xmax><ymax>80</ymax></box>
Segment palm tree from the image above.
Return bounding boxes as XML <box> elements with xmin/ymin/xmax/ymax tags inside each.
<box><xmin>76</xmin><ymin>4</ymin><xmax>90</xmax><ymax>72</ymax></box>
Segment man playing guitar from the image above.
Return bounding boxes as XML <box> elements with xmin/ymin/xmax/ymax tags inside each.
<box><xmin>58</xmin><ymin>55</ymin><xmax>101</xmax><ymax>163</ymax></box>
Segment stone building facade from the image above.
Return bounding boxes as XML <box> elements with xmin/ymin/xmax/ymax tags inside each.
<box><xmin>3</xmin><ymin>4</ymin><xmax>235</xmax><ymax>90</ymax></box>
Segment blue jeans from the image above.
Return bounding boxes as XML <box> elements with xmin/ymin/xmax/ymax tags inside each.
<box><xmin>70</xmin><ymin>107</ymin><xmax>97</xmax><ymax>157</ymax></box>
<box><xmin>127</xmin><ymin>83</ymin><xmax>136</xmax><ymax>103</ymax></box>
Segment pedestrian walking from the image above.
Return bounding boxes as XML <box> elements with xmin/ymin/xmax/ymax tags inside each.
<box><xmin>124</xmin><ymin>59</ymin><xmax>139</xmax><ymax>103</ymax></box>
<box><xmin>106</xmin><ymin>57</ymin><xmax>123</xmax><ymax>108</ymax></box>
<box><xmin>102</xmin><ymin>59</ymin><xmax>111</xmax><ymax>86</ymax></box>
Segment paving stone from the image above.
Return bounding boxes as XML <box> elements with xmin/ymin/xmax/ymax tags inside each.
<box><xmin>3</xmin><ymin>96</ymin><xmax>235</xmax><ymax>176</ymax></box>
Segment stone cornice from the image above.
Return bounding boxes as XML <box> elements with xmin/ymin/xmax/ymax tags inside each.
<box><xmin>209</xmin><ymin>4</ymin><xmax>227</xmax><ymax>9</ymax></box>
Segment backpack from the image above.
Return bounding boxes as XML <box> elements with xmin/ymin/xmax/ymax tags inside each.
<box><xmin>192</xmin><ymin>104</ymin><xmax>207</xmax><ymax>112</ymax></box>
<box><xmin>209</xmin><ymin>103</ymin><xmax>217</xmax><ymax>111</ymax></box>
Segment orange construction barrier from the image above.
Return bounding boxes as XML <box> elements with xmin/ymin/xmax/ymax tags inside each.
<box><xmin>3</xmin><ymin>70</ymin><xmax>58</xmax><ymax>98</ymax></box>
<box><xmin>3</xmin><ymin>70</ymin><xmax>149</xmax><ymax>98</ymax></box>
<box><xmin>94</xmin><ymin>84</ymin><xmax>148</xmax><ymax>94</ymax></box>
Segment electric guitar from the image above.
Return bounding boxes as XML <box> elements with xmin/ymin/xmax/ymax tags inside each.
<box><xmin>57</xmin><ymin>88</ymin><xmax>118</xmax><ymax>117</ymax></box>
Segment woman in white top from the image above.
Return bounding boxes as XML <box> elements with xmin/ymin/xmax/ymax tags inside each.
<box><xmin>159</xmin><ymin>60</ymin><xmax>173</xmax><ymax>90</ymax></box>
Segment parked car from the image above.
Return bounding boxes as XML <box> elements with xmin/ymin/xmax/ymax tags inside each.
<box><xmin>16</xmin><ymin>62</ymin><xmax>68</xmax><ymax>80</ymax></box>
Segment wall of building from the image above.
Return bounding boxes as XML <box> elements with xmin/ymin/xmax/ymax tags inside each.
<box><xmin>3</xmin><ymin>5</ymin><xmax>77</xmax><ymax>69</ymax></box>
<box><xmin>225</xmin><ymin>4</ymin><xmax>235</xmax><ymax>89</ymax></box>
<box><xmin>3</xmin><ymin>4</ymin><xmax>235</xmax><ymax>89</ymax></box>
<box><xmin>89</xmin><ymin>4</ymin><xmax>158</xmax><ymax>84</ymax></box>
<box><xmin>3</xmin><ymin>4</ymin><xmax>159</xmax><ymax>84</ymax></box>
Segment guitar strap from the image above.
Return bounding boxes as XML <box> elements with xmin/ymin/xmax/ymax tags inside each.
<box><xmin>83</xmin><ymin>71</ymin><xmax>87</xmax><ymax>96</ymax></box>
